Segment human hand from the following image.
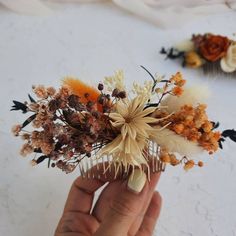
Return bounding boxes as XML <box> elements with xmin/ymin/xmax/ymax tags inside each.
<box><xmin>55</xmin><ymin>167</ymin><xmax>162</xmax><ymax>236</ymax></box>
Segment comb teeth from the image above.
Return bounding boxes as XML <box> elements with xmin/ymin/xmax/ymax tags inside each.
<box><xmin>203</xmin><ymin>61</ymin><xmax>236</xmax><ymax>78</ymax></box>
<box><xmin>78</xmin><ymin>141</ymin><xmax>165</xmax><ymax>179</ymax></box>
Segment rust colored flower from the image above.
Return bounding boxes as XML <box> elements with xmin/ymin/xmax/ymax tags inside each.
<box><xmin>199</xmin><ymin>34</ymin><xmax>230</xmax><ymax>62</ymax></box>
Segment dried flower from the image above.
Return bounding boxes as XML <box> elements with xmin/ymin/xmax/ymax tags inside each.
<box><xmin>172</xmin><ymin>86</ymin><xmax>184</xmax><ymax>96</ymax></box>
<box><xmin>184</xmin><ymin>51</ymin><xmax>203</xmax><ymax>68</ymax></box>
<box><xmin>98</xmin><ymin>83</ymin><xmax>104</xmax><ymax>91</ymax></box>
<box><xmin>220</xmin><ymin>43</ymin><xmax>236</xmax><ymax>73</ymax></box>
<box><xmin>20</xmin><ymin>143</ymin><xmax>34</xmax><ymax>157</ymax></box>
<box><xmin>33</xmin><ymin>85</ymin><xmax>48</xmax><ymax>99</ymax></box>
<box><xmin>170</xmin><ymin>154</ymin><xmax>180</xmax><ymax>166</ymax></box>
<box><xmin>21</xmin><ymin>133</ymin><xmax>31</xmax><ymax>140</ymax></box>
<box><xmin>99</xmin><ymin>96</ymin><xmax>158</xmax><ymax>168</ymax></box>
<box><xmin>104</xmin><ymin>70</ymin><xmax>125</xmax><ymax>92</ymax></box>
<box><xmin>11</xmin><ymin>124</ymin><xmax>21</xmax><ymax>136</ymax></box>
<box><xmin>184</xmin><ymin>160</ymin><xmax>195</xmax><ymax>171</ymax></box>
<box><xmin>199</xmin><ymin>34</ymin><xmax>230</xmax><ymax>62</ymax></box>
<box><xmin>47</xmin><ymin>87</ymin><xmax>56</xmax><ymax>96</ymax></box>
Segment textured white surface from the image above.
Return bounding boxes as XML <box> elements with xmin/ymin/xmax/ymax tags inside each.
<box><xmin>0</xmin><ymin>3</ymin><xmax>236</xmax><ymax>236</ymax></box>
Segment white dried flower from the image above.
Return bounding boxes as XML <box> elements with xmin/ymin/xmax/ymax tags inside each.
<box><xmin>132</xmin><ymin>80</ymin><xmax>153</xmax><ymax>99</ymax></box>
<box><xmin>104</xmin><ymin>70</ymin><xmax>125</xmax><ymax>92</ymax></box>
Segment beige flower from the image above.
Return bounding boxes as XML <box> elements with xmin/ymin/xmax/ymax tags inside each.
<box><xmin>104</xmin><ymin>70</ymin><xmax>125</xmax><ymax>92</ymax></box>
<box><xmin>220</xmin><ymin>43</ymin><xmax>236</xmax><ymax>73</ymax></box>
<box><xmin>99</xmin><ymin>96</ymin><xmax>158</xmax><ymax>168</ymax></box>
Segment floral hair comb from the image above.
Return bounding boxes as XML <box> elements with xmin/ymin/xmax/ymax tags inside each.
<box><xmin>11</xmin><ymin>68</ymin><xmax>236</xmax><ymax>191</ymax></box>
<box><xmin>161</xmin><ymin>34</ymin><xmax>236</xmax><ymax>77</ymax></box>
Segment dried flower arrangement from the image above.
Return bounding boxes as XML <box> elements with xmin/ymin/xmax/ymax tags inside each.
<box><xmin>161</xmin><ymin>34</ymin><xmax>236</xmax><ymax>77</ymax></box>
<box><xmin>11</xmin><ymin>68</ymin><xmax>236</xmax><ymax>189</ymax></box>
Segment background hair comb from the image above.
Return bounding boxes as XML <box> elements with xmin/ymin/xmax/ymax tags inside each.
<box><xmin>161</xmin><ymin>33</ymin><xmax>236</xmax><ymax>78</ymax></box>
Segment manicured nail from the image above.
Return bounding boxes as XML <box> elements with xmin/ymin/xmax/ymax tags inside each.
<box><xmin>128</xmin><ymin>169</ymin><xmax>147</xmax><ymax>193</ymax></box>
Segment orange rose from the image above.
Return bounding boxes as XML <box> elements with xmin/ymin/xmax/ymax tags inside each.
<box><xmin>199</xmin><ymin>34</ymin><xmax>230</xmax><ymax>62</ymax></box>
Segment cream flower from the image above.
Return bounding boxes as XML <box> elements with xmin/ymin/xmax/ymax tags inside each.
<box><xmin>99</xmin><ymin>96</ymin><xmax>158</xmax><ymax>168</ymax></box>
<box><xmin>220</xmin><ymin>43</ymin><xmax>236</xmax><ymax>73</ymax></box>
<box><xmin>104</xmin><ymin>70</ymin><xmax>125</xmax><ymax>92</ymax></box>
<box><xmin>132</xmin><ymin>80</ymin><xmax>153</xmax><ymax>100</ymax></box>
<box><xmin>175</xmin><ymin>39</ymin><xmax>194</xmax><ymax>52</ymax></box>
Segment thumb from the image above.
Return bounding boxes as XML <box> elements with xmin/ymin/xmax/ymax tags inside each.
<box><xmin>94</xmin><ymin>169</ymin><xmax>148</xmax><ymax>236</ymax></box>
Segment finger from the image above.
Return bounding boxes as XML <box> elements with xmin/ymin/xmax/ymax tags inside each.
<box><xmin>136</xmin><ymin>191</ymin><xmax>162</xmax><ymax>236</ymax></box>
<box><xmin>64</xmin><ymin>176</ymin><xmax>105</xmax><ymax>214</ymax></box>
<box><xmin>128</xmin><ymin>172</ymin><xmax>161</xmax><ymax>235</ymax></box>
<box><xmin>55</xmin><ymin>211</ymin><xmax>100</xmax><ymax>235</ymax></box>
<box><xmin>64</xmin><ymin>163</ymin><xmax>126</xmax><ymax>214</ymax></box>
<box><xmin>94</xmin><ymin>173</ymin><xmax>150</xmax><ymax>236</ymax></box>
<box><xmin>92</xmin><ymin>171</ymin><xmax>161</xmax><ymax>226</ymax></box>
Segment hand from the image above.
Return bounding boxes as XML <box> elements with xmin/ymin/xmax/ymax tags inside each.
<box><xmin>55</xmin><ymin>167</ymin><xmax>162</xmax><ymax>236</ymax></box>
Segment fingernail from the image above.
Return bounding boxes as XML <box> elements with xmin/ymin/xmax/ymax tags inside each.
<box><xmin>127</xmin><ymin>169</ymin><xmax>147</xmax><ymax>193</ymax></box>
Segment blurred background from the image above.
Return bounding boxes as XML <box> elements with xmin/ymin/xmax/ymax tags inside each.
<box><xmin>0</xmin><ymin>1</ymin><xmax>236</xmax><ymax>236</ymax></box>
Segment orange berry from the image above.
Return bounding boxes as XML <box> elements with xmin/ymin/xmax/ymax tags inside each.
<box><xmin>198</xmin><ymin>161</ymin><xmax>204</xmax><ymax>167</ymax></box>
<box><xmin>173</xmin><ymin>123</ymin><xmax>185</xmax><ymax>134</ymax></box>
<box><xmin>160</xmin><ymin>153</ymin><xmax>171</xmax><ymax>163</ymax></box>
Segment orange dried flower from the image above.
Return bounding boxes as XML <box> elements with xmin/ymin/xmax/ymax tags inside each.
<box><xmin>160</xmin><ymin>153</ymin><xmax>171</xmax><ymax>163</ymax></box>
<box><xmin>170</xmin><ymin>72</ymin><xmax>183</xmax><ymax>83</ymax></box>
<box><xmin>172</xmin><ymin>86</ymin><xmax>183</xmax><ymax>96</ymax></box>
<box><xmin>184</xmin><ymin>160</ymin><xmax>195</xmax><ymax>171</ymax></box>
<box><xmin>170</xmin><ymin>154</ymin><xmax>180</xmax><ymax>166</ymax></box>
<box><xmin>175</xmin><ymin>79</ymin><xmax>186</xmax><ymax>87</ymax></box>
<box><xmin>172</xmin><ymin>123</ymin><xmax>185</xmax><ymax>134</ymax></box>
<box><xmin>155</xmin><ymin>104</ymin><xmax>220</xmax><ymax>153</ymax></box>
<box><xmin>184</xmin><ymin>51</ymin><xmax>203</xmax><ymax>68</ymax></box>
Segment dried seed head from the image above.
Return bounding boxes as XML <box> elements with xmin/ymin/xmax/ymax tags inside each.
<box><xmin>112</xmin><ymin>88</ymin><xmax>119</xmax><ymax>97</ymax></box>
<box><xmin>98</xmin><ymin>83</ymin><xmax>104</xmax><ymax>91</ymax></box>
<box><xmin>118</xmin><ymin>91</ymin><xmax>126</xmax><ymax>99</ymax></box>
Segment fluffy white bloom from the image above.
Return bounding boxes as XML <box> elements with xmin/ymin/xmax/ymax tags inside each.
<box><xmin>220</xmin><ymin>43</ymin><xmax>236</xmax><ymax>73</ymax></box>
<box><xmin>151</xmin><ymin>126</ymin><xmax>203</xmax><ymax>156</ymax></box>
<box><xmin>161</xmin><ymin>86</ymin><xmax>209</xmax><ymax>113</ymax></box>
<box><xmin>175</xmin><ymin>39</ymin><xmax>195</xmax><ymax>52</ymax></box>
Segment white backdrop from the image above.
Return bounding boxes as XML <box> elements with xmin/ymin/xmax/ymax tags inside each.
<box><xmin>0</xmin><ymin>2</ymin><xmax>236</xmax><ymax>236</ymax></box>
